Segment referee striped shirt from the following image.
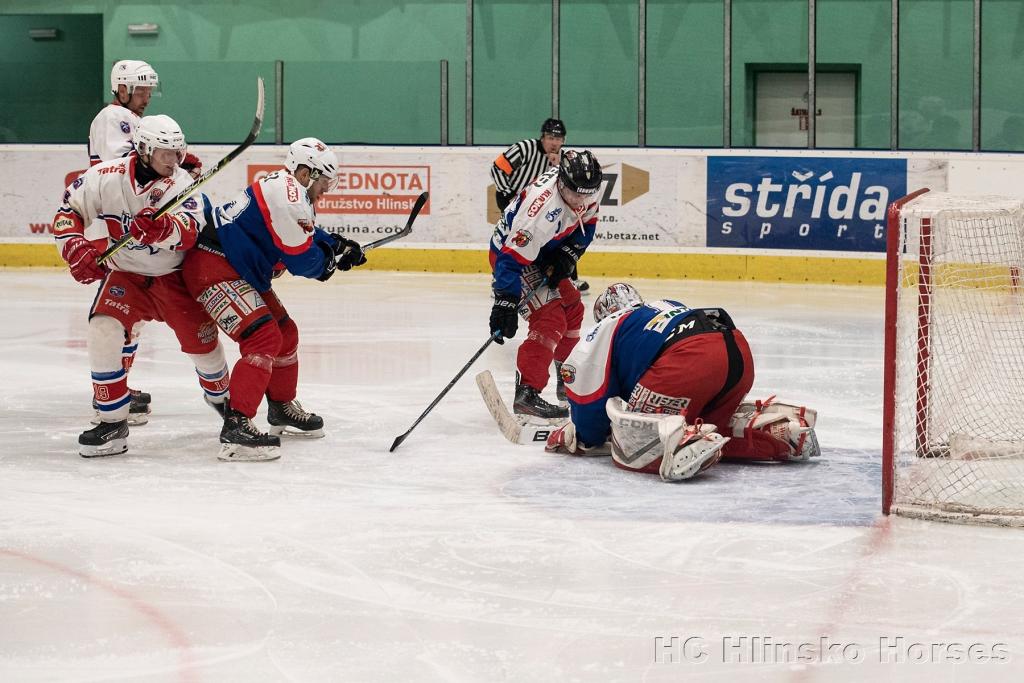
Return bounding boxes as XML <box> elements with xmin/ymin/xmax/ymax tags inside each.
<box><xmin>491</xmin><ymin>138</ymin><xmax>554</xmax><ymax>200</ymax></box>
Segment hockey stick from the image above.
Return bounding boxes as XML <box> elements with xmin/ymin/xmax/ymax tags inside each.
<box><xmin>475</xmin><ymin>370</ymin><xmax>563</xmax><ymax>445</ymax></box>
<box><xmin>389</xmin><ymin>332</ymin><xmax>498</xmax><ymax>452</ymax></box>
<box><xmin>98</xmin><ymin>76</ymin><xmax>266</xmax><ymax>265</ymax></box>
<box><xmin>388</xmin><ymin>278</ymin><xmax>544</xmax><ymax>451</ymax></box>
<box><xmin>360</xmin><ymin>191</ymin><xmax>428</xmax><ymax>252</ymax></box>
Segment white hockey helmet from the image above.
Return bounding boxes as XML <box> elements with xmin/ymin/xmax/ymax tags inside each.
<box><xmin>593</xmin><ymin>283</ymin><xmax>644</xmax><ymax>322</ymax></box>
<box><xmin>110</xmin><ymin>60</ymin><xmax>159</xmax><ymax>96</ymax></box>
<box><xmin>133</xmin><ymin>114</ymin><xmax>186</xmax><ymax>163</ymax></box>
<box><xmin>285</xmin><ymin>137</ymin><xmax>339</xmax><ymax>191</ymax></box>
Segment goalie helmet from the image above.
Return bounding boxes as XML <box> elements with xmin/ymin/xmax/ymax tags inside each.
<box><xmin>133</xmin><ymin>114</ymin><xmax>186</xmax><ymax>162</ymax></box>
<box><xmin>110</xmin><ymin>60</ymin><xmax>159</xmax><ymax>95</ymax></box>
<box><xmin>285</xmin><ymin>137</ymin><xmax>339</xmax><ymax>191</ymax></box>
<box><xmin>558</xmin><ymin>149</ymin><xmax>603</xmax><ymax>195</ymax></box>
<box><xmin>593</xmin><ymin>283</ymin><xmax>644</xmax><ymax>322</ymax></box>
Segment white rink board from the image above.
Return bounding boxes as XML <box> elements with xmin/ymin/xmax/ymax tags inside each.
<box><xmin>0</xmin><ymin>144</ymin><xmax>980</xmax><ymax>252</ymax></box>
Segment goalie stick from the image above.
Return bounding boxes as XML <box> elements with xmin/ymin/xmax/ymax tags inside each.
<box><xmin>98</xmin><ymin>76</ymin><xmax>266</xmax><ymax>265</ymax></box>
<box><xmin>475</xmin><ymin>370</ymin><xmax>565</xmax><ymax>445</ymax></box>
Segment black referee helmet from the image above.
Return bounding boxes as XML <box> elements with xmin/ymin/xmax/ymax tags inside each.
<box><xmin>541</xmin><ymin>118</ymin><xmax>567</xmax><ymax>138</ymax></box>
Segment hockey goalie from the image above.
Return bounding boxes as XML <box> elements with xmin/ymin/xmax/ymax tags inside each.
<box><xmin>544</xmin><ymin>283</ymin><xmax>820</xmax><ymax>481</ymax></box>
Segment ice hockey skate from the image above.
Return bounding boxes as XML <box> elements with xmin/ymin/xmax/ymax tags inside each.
<box><xmin>79</xmin><ymin>419</ymin><xmax>129</xmax><ymax>458</ymax></box>
<box><xmin>92</xmin><ymin>392</ymin><xmax>150</xmax><ymax>426</ymax></box>
<box><xmin>267</xmin><ymin>398</ymin><xmax>325</xmax><ymax>438</ymax></box>
<box><xmin>219</xmin><ymin>402</ymin><xmax>281</xmax><ymax>461</ymax></box>
<box><xmin>514</xmin><ymin>374</ymin><xmax>569</xmax><ymax>420</ymax></box>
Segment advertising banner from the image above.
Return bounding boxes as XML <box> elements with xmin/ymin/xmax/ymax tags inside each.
<box><xmin>706</xmin><ymin>156</ymin><xmax>907</xmax><ymax>252</ymax></box>
<box><xmin>0</xmin><ymin>144</ymin><xmax>969</xmax><ymax>257</ymax></box>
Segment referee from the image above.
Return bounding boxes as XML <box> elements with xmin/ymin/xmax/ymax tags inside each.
<box><xmin>490</xmin><ymin>118</ymin><xmax>589</xmax><ymax>291</ymax></box>
<box><xmin>491</xmin><ymin>117</ymin><xmax>566</xmax><ymax>212</ymax></box>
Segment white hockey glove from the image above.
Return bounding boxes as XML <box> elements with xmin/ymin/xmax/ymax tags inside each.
<box><xmin>545</xmin><ymin>422</ymin><xmax>607</xmax><ymax>456</ymax></box>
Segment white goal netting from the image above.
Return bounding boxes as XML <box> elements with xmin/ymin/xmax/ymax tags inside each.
<box><xmin>884</xmin><ymin>191</ymin><xmax>1024</xmax><ymax>525</ymax></box>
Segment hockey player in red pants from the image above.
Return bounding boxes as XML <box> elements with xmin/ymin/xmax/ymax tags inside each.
<box><xmin>182</xmin><ymin>138</ymin><xmax>366</xmax><ymax>461</ymax></box>
<box><xmin>54</xmin><ymin>115</ymin><xmax>230</xmax><ymax>457</ymax></box>
<box><xmin>545</xmin><ymin>283</ymin><xmax>820</xmax><ymax>480</ymax></box>
<box><xmin>488</xmin><ymin>150</ymin><xmax>602</xmax><ymax>419</ymax></box>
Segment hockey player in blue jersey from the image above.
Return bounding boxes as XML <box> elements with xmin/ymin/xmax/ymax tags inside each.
<box><xmin>182</xmin><ymin>138</ymin><xmax>366</xmax><ymax>461</ymax></box>
<box><xmin>545</xmin><ymin>283</ymin><xmax>820</xmax><ymax>481</ymax></box>
<box><xmin>487</xmin><ymin>149</ymin><xmax>602</xmax><ymax>420</ymax></box>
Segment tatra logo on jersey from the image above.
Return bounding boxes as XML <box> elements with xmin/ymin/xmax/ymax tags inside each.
<box><xmin>545</xmin><ymin>208</ymin><xmax>562</xmax><ymax>222</ymax></box>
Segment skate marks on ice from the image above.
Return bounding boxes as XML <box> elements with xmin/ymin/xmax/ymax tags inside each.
<box><xmin>496</xmin><ymin>447</ymin><xmax>881</xmax><ymax>527</ymax></box>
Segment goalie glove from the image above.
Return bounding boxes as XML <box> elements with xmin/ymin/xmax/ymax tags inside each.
<box><xmin>545</xmin><ymin>421</ymin><xmax>607</xmax><ymax>456</ymax></box>
<box><xmin>545</xmin><ymin>422</ymin><xmax>580</xmax><ymax>454</ymax></box>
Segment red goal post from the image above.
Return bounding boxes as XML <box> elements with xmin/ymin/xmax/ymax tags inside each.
<box><xmin>883</xmin><ymin>189</ymin><xmax>1024</xmax><ymax>525</ymax></box>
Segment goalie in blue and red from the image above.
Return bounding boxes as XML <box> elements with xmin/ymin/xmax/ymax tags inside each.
<box><xmin>545</xmin><ymin>284</ymin><xmax>821</xmax><ymax>481</ymax></box>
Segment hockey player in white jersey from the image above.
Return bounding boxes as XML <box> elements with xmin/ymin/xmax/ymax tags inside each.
<box><xmin>87</xmin><ymin>60</ymin><xmax>203</xmax><ymax>177</ymax></box>
<box><xmin>488</xmin><ymin>149</ymin><xmax>602</xmax><ymax>419</ymax></box>
<box><xmin>54</xmin><ymin>115</ymin><xmax>230</xmax><ymax>457</ymax></box>
<box><xmin>87</xmin><ymin>60</ymin><xmax>157</xmax><ymax>165</ymax></box>
<box><xmin>86</xmin><ymin>60</ymin><xmax>204</xmax><ymax>422</ymax></box>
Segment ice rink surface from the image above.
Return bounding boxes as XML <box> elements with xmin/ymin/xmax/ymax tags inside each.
<box><xmin>2</xmin><ymin>269</ymin><xmax>1024</xmax><ymax>682</ymax></box>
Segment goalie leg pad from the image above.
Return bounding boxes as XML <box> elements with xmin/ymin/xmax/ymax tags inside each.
<box><xmin>607</xmin><ymin>397</ymin><xmax>680</xmax><ymax>472</ymax></box>
<box><xmin>606</xmin><ymin>397</ymin><xmax>725</xmax><ymax>478</ymax></box>
<box><xmin>726</xmin><ymin>397</ymin><xmax>820</xmax><ymax>462</ymax></box>
<box><xmin>659</xmin><ymin>421</ymin><xmax>728</xmax><ymax>481</ymax></box>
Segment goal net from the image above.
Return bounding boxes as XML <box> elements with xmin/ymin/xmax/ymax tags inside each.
<box><xmin>883</xmin><ymin>189</ymin><xmax>1024</xmax><ymax>525</ymax></box>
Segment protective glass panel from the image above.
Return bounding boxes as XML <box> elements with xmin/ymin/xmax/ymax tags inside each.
<box><xmin>981</xmin><ymin>0</ymin><xmax>1024</xmax><ymax>152</ymax></box>
<box><xmin>285</xmin><ymin>61</ymin><xmax>441</xmax><ymax>145</ymax></box>
<box><xmin>156</xmin><ymin>62</ymin><xmax>276</xmax><ymax>144</ymax></box>
<box><xmin>472</xmin><ymin>0</ymin><xmax>552</xmax><ymax>145</ymax></box>
<box><xmin>731</xmin><ymin>0</ymin><xmax>808</xmax><ymax>148</ymax></box>
<box><xmin>646</xmin><ymin>0</ymin><xmax>724</xmax><ymax>147</ymax></box>
<box><xmin>898</xmin><ymin>0</ymin><xmax>973</xmax><ymax>150</ymax></box>
<box><xmin>817</xmin><ymin>0</ymin><xmax>892</xmax><ymax>149</ymax></box>
<box><xmin>560</xmin><ymin>0</ymin><xmax>639</xmax><ymax>146</ymax></box>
